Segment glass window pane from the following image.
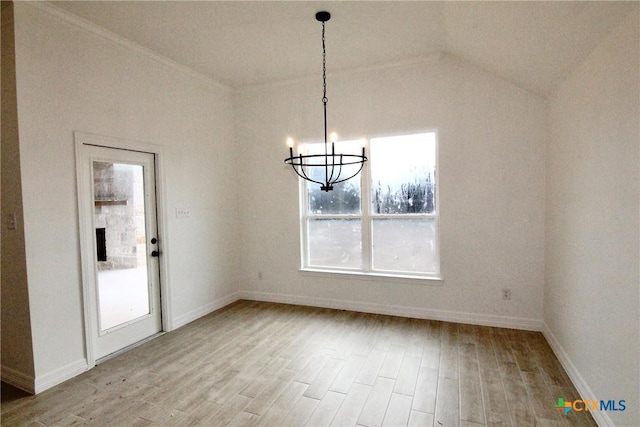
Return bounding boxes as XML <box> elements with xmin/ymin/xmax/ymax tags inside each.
<box><xmin>306</xmin><ymin>140</ymin><xmax>363</xmax><ymax>214</ymax></box>
<box><xmin>372</xmin><ymin>218</ymin><xmax>438</xmax><ymax>274</ymax></box>
<box><xmin>370</xmin><ymin>133</ymin><xmax>436</xmax><ymax>214</ymax></box>
<box><xmin>308</xmin><ymin>180</ymin><xmax>361</xmax><ymax>214</ymax></box>
<box><xmin>308</xmin><ymin>218</ymin><xmax>362</xmax><ymax>268</ymax></box>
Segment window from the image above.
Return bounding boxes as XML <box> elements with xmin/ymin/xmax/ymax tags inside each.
<box><xmin>300</xmin><ymin>132</ymin><xmax>439</xmax><ymax>279</ymax></box>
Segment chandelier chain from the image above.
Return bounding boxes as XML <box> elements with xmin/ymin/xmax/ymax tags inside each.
<box><xmin>322</xmin><ymin>21</ymin><xmax>327</xmax><ymax>105</ymax></box>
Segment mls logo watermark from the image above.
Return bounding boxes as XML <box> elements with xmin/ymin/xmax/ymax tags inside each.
<box><xmin>555</xmin><ymin>398</ymin><xmax>626</xmax><ymax>415</ymax></box>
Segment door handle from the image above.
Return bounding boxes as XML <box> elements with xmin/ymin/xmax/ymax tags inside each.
<box><xmin>151</xmin><ymin>250</ymin><xmax>160</xmax><ymax>257</ymax></box>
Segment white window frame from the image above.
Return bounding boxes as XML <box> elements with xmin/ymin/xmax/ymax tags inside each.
<box><xmin>299</xmin><ymin>131</ymin><xmax>441</xmax><ymax>281</ymax></box>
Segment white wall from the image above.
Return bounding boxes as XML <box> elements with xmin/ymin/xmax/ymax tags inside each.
<box><xmin>10</xmin><ymin>3</ymin><xmax>240</xmax><ymax>390</ymax></box>
<box><xmin>1</xmin><ymin>2</ymin><xmax>35</xmax><ymax>391</ymax></box>
<box><xmin>545</xmin><ymin>11</ymin><xmax>639</xmax><ymax>427</ymax></box>
<box><xmin>235</xmin><ymin>54</ymin><xmax>546</xmax><ymax>328</ymax></box>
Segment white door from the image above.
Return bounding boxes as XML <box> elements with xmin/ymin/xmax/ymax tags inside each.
<box><xmin>78</xmin><ymin>143</ymin><xmax>162</xmax><ymax>361</ymax></box>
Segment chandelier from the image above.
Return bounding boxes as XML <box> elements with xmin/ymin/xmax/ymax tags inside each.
<box><xmin>284</xmin><ymin>11</ymin><xmax>367</xmax><ymax>192</ymax></box>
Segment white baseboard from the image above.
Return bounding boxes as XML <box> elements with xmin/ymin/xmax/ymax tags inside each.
<box><xmin>542</xmin><ymin>323</ymin><xmax>613</xmax><ymax>427</ymax></box>
<box><xmin>3</xmin><ymin>359</ymin><xmax>89</xmax><ymax>394</ymax></box>
<box><xmin>1</xmin><ymin>365</ymin><xmax>35</xmax><ymax>394</ymax></box>
<box><xmin>33</xmin><ymin>359</ymin><xmax>88</xmax><ymax>394</ymax></box>
<box><xmin>238</xmin><ymin>291</ymin><xmax>542</xmax><ymax>331</ymax></box>
<box><xmin>171</xmin><ymin>292</ymin><xmax>240</xmax><ymax>330</ymax></box>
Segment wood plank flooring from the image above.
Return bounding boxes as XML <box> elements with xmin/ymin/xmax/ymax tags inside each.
<box><xmin>1</xmin><ymin>300</ymin><xmax>596</xmax><ymax>426</ymax></box>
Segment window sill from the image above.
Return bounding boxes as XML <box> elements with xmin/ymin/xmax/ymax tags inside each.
<box><xmin>299</xmin><ymin>268</ymin><xmax>443</xmax><ymax>286</ymax></box>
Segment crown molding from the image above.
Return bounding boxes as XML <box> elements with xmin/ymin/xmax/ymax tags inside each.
<box><xmin>23</xmin><ymin>1</ymin><xmax>231</xmax><ymax>92</ymax></box>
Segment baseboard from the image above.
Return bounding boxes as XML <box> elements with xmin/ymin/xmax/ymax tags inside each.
<box><xmin>171</xmin><ymin>292</ymin><xmax>240</xmax><ymax>330</ymax></box>
<box><xmin>3</xmin><ymin>359</ymin><xmax>89</xmax><ymax>394</ymax></box>
<box><xmin>238</xmin><ymin>291</ymin><xmax>542</xmax><ymax>331</ymax></box>
<box><xmin>1</xmin><ymin>365</ymin><xmax>35</xmax><ymax>394</ymax></box>
<box><xmin>33</xmin><ymin>358</ymin><xmax>88</xmax><ymax>394</ymax></box>
<box><xmin>542</xmin><ymin>323</ymin><xmax>613</xmax><ymax>427</ymax></box>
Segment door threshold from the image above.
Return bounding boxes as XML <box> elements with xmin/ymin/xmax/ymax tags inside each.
<box><xmin>96</xmin><ymin>331</ymin><xmax>165</xmax><ymax>365</ymax></box>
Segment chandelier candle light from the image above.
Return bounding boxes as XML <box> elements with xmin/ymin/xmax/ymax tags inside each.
<box><xmin>284</xmin><ymin>11</ymin><xmax>367</xmax><ymax>192</ymax></box>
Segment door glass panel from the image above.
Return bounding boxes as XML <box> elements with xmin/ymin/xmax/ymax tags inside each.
<box><xmin>93</xmin><ymin>161</ymin><xmax>150</xmax><ymax>331</ymax></box>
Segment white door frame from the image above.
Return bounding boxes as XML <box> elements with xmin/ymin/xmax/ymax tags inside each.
<box><xmin>75</xmin><ymin>131</ymin><xmax>172</xmax><ymax>367</ymax></box>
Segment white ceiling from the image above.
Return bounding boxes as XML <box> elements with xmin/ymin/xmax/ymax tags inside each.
<box><xmin>50</xmin><ymin>1</ymin><xmax>637</xmax><ymax>96</ymax></box>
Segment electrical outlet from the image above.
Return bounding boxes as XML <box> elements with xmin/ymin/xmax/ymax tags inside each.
<box><xmin>502</xmin><ymin>288</ymin><xmax>512</xmax><ymax>300</ymax></box>
<box><xmin>176</xmin><ymin>207</ymin><xmax>191</xmax><ymax>218</ymax></box>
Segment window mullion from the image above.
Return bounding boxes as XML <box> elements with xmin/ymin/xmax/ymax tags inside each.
<box><xmin>361</xmin><ymin>139</ymin><xmax>372</xmax><ymax>272</ymax></box>
<box><xmin>299</xmin><ymin>174</ymin><xmax>309</xmax><ymax>268</ymax></box>
<box><xmin>370</xmin><ymin>213</ymin><xmax>436</xmax><ymax>219</ymax></box>
<box><xmin>306</xmin><ymin>214</ymin><xmax>362</xmax><ymax>219</ymax></box>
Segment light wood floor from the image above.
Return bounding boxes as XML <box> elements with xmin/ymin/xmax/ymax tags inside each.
<box><xmin>1</xmin><ymin>300</ymin><xmax>595</xmax><ymax>426</ymax></box>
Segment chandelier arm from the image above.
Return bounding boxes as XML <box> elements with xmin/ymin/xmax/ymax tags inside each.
<box><xmin>291</xmin><ymin>163</ymin><xmax>324</xmax><ymax>187</ymax></box>
<box><xmin>297</xmin><ymin>153</ymin><xmax>325</xmax><ymax>186</ymax></box>
<box><xmin>330</xmin><ymin>150</ymin><xmax>370</xmax><ymax>184</ymax></box>
<box><xmin>327</xmin><ymin>154</ymin><xmax>343</xmax><ymax>185</ymax></box>
<box><xmin>332</xmin><ymin>164</ymin><xmax>365</xmax><ymax>185</ymax></box>
<box><xmin>285</xmin><ymin>153</ymin><xmax>326</xmax><ymax>186</ymax></box>
<box><xmin>325</xmin><ymin>146</ymin><xmax>338</xmax><ymax>187</ymax></box>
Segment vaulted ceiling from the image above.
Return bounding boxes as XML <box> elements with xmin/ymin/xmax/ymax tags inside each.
<box><xmin>50</xmin><ymin>1</ymin><xmax>636</xmax><ymax>97</ymax></box>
